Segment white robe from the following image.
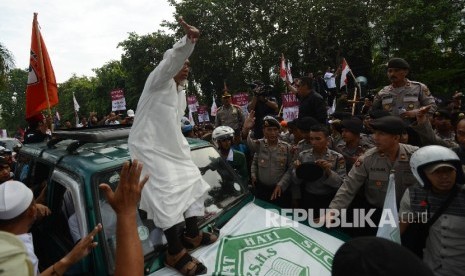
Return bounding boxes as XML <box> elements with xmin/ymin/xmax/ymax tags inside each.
<box><xmin>128</xmin><ymin>36</ymin><xmax>210</xmax><ymax>229</ymax></box>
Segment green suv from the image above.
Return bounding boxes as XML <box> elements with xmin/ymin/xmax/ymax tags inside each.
<box><xmin>15</xmin><ymin>126</ymin><xmax>249</xmax><ymax>275</ymax></box>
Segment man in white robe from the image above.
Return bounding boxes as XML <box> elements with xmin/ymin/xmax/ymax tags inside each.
<box><xmin>128</xmin><ymin>18</ymin><xmax>215</xmax><ymax>275</ymax></box>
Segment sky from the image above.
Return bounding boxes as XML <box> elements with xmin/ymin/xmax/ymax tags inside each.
<box><xmin>0</xmin><ymin>0</ymin><xmax>176</xmax><ymax>83</ymax></box>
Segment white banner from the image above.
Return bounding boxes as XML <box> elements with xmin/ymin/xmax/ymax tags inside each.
<box><xmin>232</xmin><ymin>92</ymin><xmax>249</xmax><ymax>118</ymax></box>
<box><xmin>153</xmin><ymin>202</ymin><xmax>344</xmax><ymax>276</ymax></box>
<box><xmin>197</xmin><ymin>106</ymin><xmax>210</xmax><ymax>123</ymax></box>
<box><xmin>281</xmin><ymin>93</ymin><xmax>299</xmax><ymax>121</ymax></box>
<box><xmin>187</xmin><ymin>95</ymin><xmax>199</xmax><ymax>113</ymax></box>
<box><xmin>111</xmin><ymin>89</ymin><xmax>126</xmax><ymax>111</ymax></box>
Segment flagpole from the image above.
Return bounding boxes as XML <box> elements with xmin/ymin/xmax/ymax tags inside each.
<box><xmin>33</xmin><ymin>13</ymin><xmax>53</xmax><ymax>131</ymax></box>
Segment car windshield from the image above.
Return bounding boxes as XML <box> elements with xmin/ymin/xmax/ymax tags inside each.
<box><xmin>94</xmin><ymin>145</ymin><xmax>246</xmax><ymax>272</ymax></box>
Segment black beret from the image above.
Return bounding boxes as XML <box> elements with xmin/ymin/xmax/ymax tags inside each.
<box><xmin>341</xmin><ymin>118</ymin><xmax>363</xmax><ymax>134</ymax></box>
<box><xmin>368</xmin><ymin>110</ymin><xmax>391</xmax><ymax>119</ymax></box>
<box><xmin>332</xmin><ymin>237</ymin><xmax>434</xmax><ymax>276</ymax></box>
<box><xmin>369</xmin><ymin>116</ymin><xmax>406</xmax><ymax>135</ymax></box>
<box><xmin>387</xmin><ymin>58</ymin><xmax>410</xmax><ymax>69</ymax></box>
<box><xmin>433</xmin><ymin>109</ymin><xmax>451</xmax><ymax>120</ymax></box>
<box><xmin>0</xmin><ymin>156</ymin><xmax>7</xmax><ymax>165</ymax></box>
<box><xmin>296</xmin><ymin>162</ymin><xmax>324</xmax><ymax>181</ymax></box>
<box><xmin>296</xmin><ymin>117</ymin><xmax>319</xmax><ymax>131</ymax></box>
<box><xmin>330</xmin><ymin>112</ymin><xmax>352</xmax><ymax>121</ymax></box>
<box><xmin>263</xmin><ymin>116</ymin><xmax>280</xmax><ymax>129</ymax></box>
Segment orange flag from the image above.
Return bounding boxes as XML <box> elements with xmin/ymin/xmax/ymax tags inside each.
<box><xmin>25</xmin><ymin>13</ymin><xmax>58</xmax><ymax>119</ymax></box>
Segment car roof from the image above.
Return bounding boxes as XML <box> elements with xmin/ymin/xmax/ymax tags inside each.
<box><xmin>0</xmin><ymin>138</ymin><xmax>22</xmax><ymax>149</ymax></box>
<box><xmin>20</xmin><ymin>126</ymin><xmax>212</xmax><ymax>175</ymax></box>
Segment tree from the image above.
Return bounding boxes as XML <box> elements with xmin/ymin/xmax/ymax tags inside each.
<box><xmin>0</xmin><ymin>68</ymin><xmax>27</xmax><ymax>133</ymax></box>
<box><xmin>57</xmin><ymin>75</ymin><xmax>97</xmax><ymax>123</ymax></box>
<box><xmin>118</xmin><ymin>31</ymin><xmax>175</xmax><ymax>108</ymax></box>
<box><xmin>0</xmin><ymin>43</ymin><xmax>14</xmax><ymax>93</ymax></box>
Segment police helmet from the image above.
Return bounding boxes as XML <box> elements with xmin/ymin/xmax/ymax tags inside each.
<box><xmin>410</xmin><ymin>145</ymin><xmax>464</xmax><ymax>188</ymax></box>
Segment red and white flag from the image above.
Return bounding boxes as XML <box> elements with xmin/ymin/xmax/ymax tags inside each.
<box><xmin>280</xmin><ymin>54</ymin><xmax>286</xmax><ymax>81</ymax></box>
<box><xmin>211</xmin><ymin>95</ymin><xmax>218</xmax><ymax>117</ymax></box>
<box><xmin>340</xmin><ymin>58</ymin><xmax>351</xmax><ymax>88</ymax></box>
<box><xmin>286</xmin><ymin>60</ymin><xmax>293</xmax><ymax>83</ymax></box>
<box><xmin>25</xmin><ymin>13</ymin><xmax>59</xmax><ymax>119</ymax></box>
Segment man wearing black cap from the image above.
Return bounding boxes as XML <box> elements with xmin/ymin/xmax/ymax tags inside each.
<box><xmin>411</xmin><ymin>106</ymin><xmax>458</xmax><ymax>148</ymax></box>
<box><xmin>215</xmin><ymin>91</ymin><xmax>245</xmax><ymax>132</ymax></box>
<box><xmin>328</xmin><ymin>116</ymin><xmax>419</xmax><ymax>235</ymax></box>
<box><xmin>372</xmin><ymin>57</ymin><xmax>436</xmax><ymax>120</ymax></box>
<box><xmin>249</xmin><ymin>116</ymin><xmax>293</xmax><ymax>207</ymax></box>
<box><xmin>336</xmin><ymin>117</ymin><xmax>373</xmax><ymax>172</ymax></box>
<box><xmin>293</xmin><ymin>116</ymin><xmax>319</xmax><ymax>157</ymax></box>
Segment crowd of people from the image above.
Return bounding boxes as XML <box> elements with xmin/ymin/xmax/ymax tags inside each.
<box><xmin>1</xmin><ymin>18</ymin><xmax>464</xmax><ymax>276</ymax></box>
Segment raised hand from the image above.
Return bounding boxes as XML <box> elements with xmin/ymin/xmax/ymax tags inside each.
<box><xmin>99</xmin><ymin>160</ymin><xmax>149</xmax><ymax>216</ymax></box>
<box><xmin>179</xmin><ymin>16</ymin><xmax>200</xmax><ymax>43</ymax></box>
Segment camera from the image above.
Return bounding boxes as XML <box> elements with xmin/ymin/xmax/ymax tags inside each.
<box><xmin>247</xmin><ymin>81</ymin><xmax>273</xmax><ymax>97</ymax></box>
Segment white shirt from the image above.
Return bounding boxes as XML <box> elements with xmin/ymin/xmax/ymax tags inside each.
<box><xmin>17</xmin><ymin>233</ymin><xmax>39</xmax><ymax>276</ymax></box>
<box><xmin>324</xmin><ymin>72</ymin><xmax>336</xmax><ymax>89</ymax></box>
<box><xmin>128</xmin><ymin>36</ymin><xmax>210</xmax><ymax>229</ymax></box>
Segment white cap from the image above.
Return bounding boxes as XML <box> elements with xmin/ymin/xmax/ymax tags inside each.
<box><xmin>425</xmin><ymin>162</ymin><xmax>456</xmax><ymax>174</ymax></box>
<box><xmin>127</xmin><ymin>109</ymin><xmax>135</xmax><ymax>117</ymax></box>
<box><xmin>0</xmin><ymin>181</ymin><xmax>34</xmax><ymax>220</ymax></box>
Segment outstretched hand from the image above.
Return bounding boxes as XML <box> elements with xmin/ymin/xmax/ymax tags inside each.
<box><xmin>64</xmin><ymin>224</ymin><xmax>103</xmax><ymax>265</ymax></box>
<box><xmin>179</xmin><ymin>16</ymin><xmax>199</xmax><ymax>43</ymax></box>
<box><xmin>99</xmin><ymin>160</ymin><xmax>149</xmax><ymax>216</ymax></box>
<box><xmin>415</xmin><ymin>105</ymin><xmax>432</xmax><ymax>124</ymax></box>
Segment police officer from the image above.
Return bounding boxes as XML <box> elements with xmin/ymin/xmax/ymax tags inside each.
<box><xmin>250</xmin><ymin>116</ymin><xmax>292</xmax><ymax>207</ymax></box>
<box><xmin>432</xmin><ymin>109</ymin><xmax>457</xmax><ymax>147</ymax></box>
<box><xmin>336</xmin><ymin>117</ymin><xmax>373</xmax><ymax>172</ymax></box>
<box><xmin>328</xmin><ymin>116</ymin><xmax>419</xmax><ymax>235</ymax></box>
<box><xmin>292</xmin><ymin>117</ymin><xmax>319</xmax><ymax>158</ymax></box>
<box><xmin>372</xmin><ymin>58</ymin><xmax>437</xmax><ymax>120</ymax></box>
<box><xmin>215</xmin><ymin>91</ymin><xmax>245</xmax><ymax>131</ymax></box>
<box><xmin>411</xmin><ymin>106</ymin><xmax>458</xmax><ymax>148</ymax></box>
<box><xmin>293</xmin><ymin>124</ymin><xmax>346</xmax><ymax>216</ymax></box>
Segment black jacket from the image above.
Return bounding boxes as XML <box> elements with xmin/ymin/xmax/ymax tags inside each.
<box><xmin>298</xmin><ymin>92</ymin><xmax>327</xmax><ymax>124</ymax></box>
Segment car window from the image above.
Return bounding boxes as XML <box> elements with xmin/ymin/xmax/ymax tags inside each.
<box><xmin>94</xmin><ymin>146</ymin><xmax>246</xmax><ymax>272</ymax></box>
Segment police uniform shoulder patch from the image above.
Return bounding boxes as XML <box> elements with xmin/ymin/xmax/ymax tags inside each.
<box><xmin>422</xmin><ymin>85</ymin><xmax>431</xmax><ymax>96</ymax></box>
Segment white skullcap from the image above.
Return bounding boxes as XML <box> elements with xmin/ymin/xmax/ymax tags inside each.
<box><xmin>0</xmin><ymin>181</ymin><xmax>33</xmax><ymax>220</ymax></box>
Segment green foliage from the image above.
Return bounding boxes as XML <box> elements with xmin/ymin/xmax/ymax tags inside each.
<box><xmin>0</xmin><ymin>43</ymin><xmax>15</xmax><ymax>93</ymax></box>
<box><xmin>1</xmin><ymin>0</ymin><xmax>465</xmax><ymax>131</ymax></box>
<box><xmin>0</xmin><ymin>68</ymin><xmax>27</xmax><ymax>133</ymax></box>
<box><xmin>118</xmin><ymin>31</ymin><xmax>175</xmax><ymax>109</ymax></box>
<box><xmin>58</xmin><ymin>75</ymin><xmax>97</xmax><ymax>122</ymax></box>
